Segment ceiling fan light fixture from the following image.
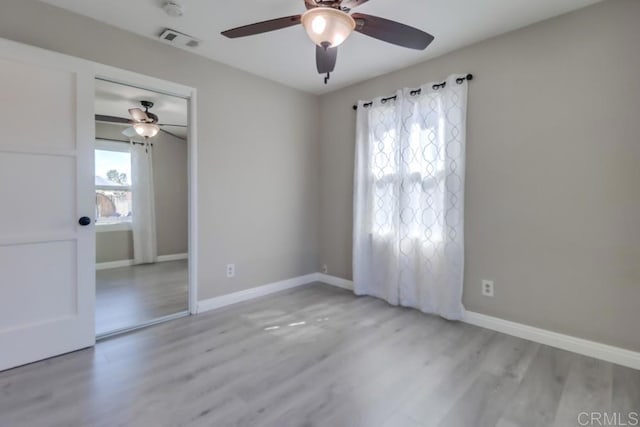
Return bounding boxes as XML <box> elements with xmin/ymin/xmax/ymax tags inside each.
<box><xmin>301</xmin><ymin>8</ymin><xmax>355</xmax><ymax>48</ymax></box>
<box><xmin>133</xmin><ymin>123</ymin><xmax>160</xmax><ymax>138</ymax></box>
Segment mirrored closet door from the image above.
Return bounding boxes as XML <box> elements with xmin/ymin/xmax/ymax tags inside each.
<box><xmin>94</xmin><ymin>79</ymin><xmax>189</xmax><ymax>337</ymax></box>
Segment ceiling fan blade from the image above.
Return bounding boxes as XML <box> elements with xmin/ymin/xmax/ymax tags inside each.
<box><xmin>316</xmin><ymin>45</ymin><xmax>338</xmax><ymax>74</ymax></box>
<box><xmin>304</xmin><ymin>0</ymin><xmax>318</xmax><ymax>9</ymax></box>
<box><xmin>95</xmin><ymin>114</ymin><xmax>132</xmax><ymax>125</ymax></box>
<box><xmin>351</xmin><ymin>13</ymin><xmax>434</xmax><ymax>50</ymax></box>
<box><xmin>122</xmin><ymin>127</ymin><xmax>138</xmax><ymax>138</ymax></box>
<box><xmin>340</xmin><ymin>0</ymin><xmax>369</xmax><ymax>10</ymax></box>
<box><xmin>160</xmin><ymin>128</ymin><xmax>187</xmax><ymax>141</ymax></box>
<box><xmin>128</xmin><ymin>108</ymin><xmax>149</xmax><ymax>122</ymax></box>
<box><xmin>158</xmin><ymin>123</ymin><xmax>188</xmax><ymax>128</ymax></box>
<box><xmin>221</xmin><ymin>15</ymin><xmax>302</xmax><ymax>38</ymax></box>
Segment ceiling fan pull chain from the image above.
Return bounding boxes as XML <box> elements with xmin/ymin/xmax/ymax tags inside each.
<box><xmin>324</xmin><ymin>72</ymin><xmax>331</xmax><ymax>84</ymax></box>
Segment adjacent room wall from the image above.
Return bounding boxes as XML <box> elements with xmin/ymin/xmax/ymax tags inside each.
<box><xmin>95</xmin><ymin>122</ymin><xmax>188</xmax><ymax>263</ymax></box>
<box><xmin>151</xmin><ymin>128</ymin><xmax>189</xmax><ymax>258</ymax></box>
<box><xmin>0</xmin><ymin>0</ymin><xmax>320</xmax><ymax>300</ymax></box>
<box><xmin>318</xmin><ymin>0</ymin><xmax>640</xmax><ymax>352</ymax></box>
<box><xmin>96</xmin><ymin>231</ymin><xmax>133</xmax><ymax>264</ymax></box>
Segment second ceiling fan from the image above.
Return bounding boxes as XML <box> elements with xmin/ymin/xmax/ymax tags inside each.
<box><xmin>95</xmin><ymin>101</ymin><xmax>186</xmax><ymax>140</ymax></box>
<box><xmin>221</xmin><ymin>0</ymin><xmax>434</xmax><ymax>84</ymax></box>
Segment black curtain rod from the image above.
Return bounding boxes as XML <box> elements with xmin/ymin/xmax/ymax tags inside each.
<box><xmin>352</xmin><ymin>74</ymin><xmax>473</xmax><ymax>111</ymax></box>
<box><xmin>131</xmin><ymin>140</ymin><xmax>153</xmax><ymax>147</ymax></box>
<box><xmin>96</xmin><ymin>137</ymin><xmax>153</xmax><ymax>147</ymax></box>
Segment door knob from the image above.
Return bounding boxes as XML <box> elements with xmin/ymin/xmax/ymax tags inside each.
<box><xmin>78</xmin><ymin>217</ymin><xmax>92</xmax><ymax>226</ymax></box>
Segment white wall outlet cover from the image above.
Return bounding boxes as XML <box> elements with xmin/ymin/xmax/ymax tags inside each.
<box><xmin>321</xmin><ymin>264</ymin><xmax>328</xmax><ymax>274</ymax></box>
<box><xmin>226</xmin><ymin>264</ymin><xmax>235</xmax><ymax>278</ymax></box>
<box><xmin>482</xmin><ymin>280</ymin><xmax>494</xmax><ymax>297</ymax></box>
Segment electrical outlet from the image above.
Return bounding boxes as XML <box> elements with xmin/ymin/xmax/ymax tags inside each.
<box><xmin>482</xmin><ymin>280</ymin><xmax>494</xmax><ymax>297</ymax></box>
<box><xmin>321</xmin><ymin>264</ymin><xmax>328</xmax><ymax>274</ymax></box>
<box><xmin>226</xmin><ymin>264</ymin><xmax>235</xmax><ymax>278</ymax></box>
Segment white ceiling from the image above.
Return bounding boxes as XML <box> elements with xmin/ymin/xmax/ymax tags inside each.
<box><xmin>95</xmin><ymin>79</ymin><xmax>188</xmax><ymax>139</ymax></box>
<box><xmin>43</xmin><ymin>0</ymin><xmax>602</xmax><ymax>94</ymax></box>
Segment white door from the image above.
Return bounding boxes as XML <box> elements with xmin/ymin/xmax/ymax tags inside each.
<box><xmin>0</xmin><ymin>39</ymin><xmax>95</xmax><ymax>371</ymax></box>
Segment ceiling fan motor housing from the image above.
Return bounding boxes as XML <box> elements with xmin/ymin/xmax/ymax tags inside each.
<box><xmin>139</xmin><ymin>101</ymin><xmax>159</xmax><ymax>123</ymax></box>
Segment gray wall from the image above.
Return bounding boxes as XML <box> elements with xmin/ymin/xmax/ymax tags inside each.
<box><xmin>95</xmin><ymin>122</ymin><xmax>189</xmax><ymax>263</ymax></box>
<box><xmin>0</xmin><ymin>0</ymin><xmax>320</xmax><ymax>300</ymax></box>
<box><xmin>96</xmin><ymin>231</ymin><xmax>133</xmax><ymax>264</ymax></box>
<box><xmin>318</xmin><ymin>0</ymin><xmax>640</xmax><ymax>352</ymax></box>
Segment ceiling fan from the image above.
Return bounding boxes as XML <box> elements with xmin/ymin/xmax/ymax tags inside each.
<box><xmin>221</xmin><ymin>0</ymin><xmax>434</xmax><ymax>84</ymax></box>
<box><xmin>95</xmin><ymin>101</ymin><xmax>186</xmax><ymax>140</ymax></box>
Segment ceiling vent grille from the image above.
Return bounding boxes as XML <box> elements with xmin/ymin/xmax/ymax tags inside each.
<box><xmin>159</xmin><ymin>28</ymin><xmax>200</xmax><ymax>48</ymax></box>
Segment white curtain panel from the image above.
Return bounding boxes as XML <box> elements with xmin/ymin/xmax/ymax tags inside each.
<box><xmin>353</xmin><ymin>75</ymin><xmax>468</xmax><ymax>320</ymax></box>
<box><xmin>131</xmin><ymin>141</ymin><xmax>157</xmax><ymax>265</ymax></box>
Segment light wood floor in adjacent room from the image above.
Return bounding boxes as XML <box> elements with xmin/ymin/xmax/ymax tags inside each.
<box><xmin>1</xmin><ymin>283</ymin><xmax>638</xmax><ymax>427</ymax></box>
<box><xmin>96</xmin><ymin>260</ymin><xmax>189</xmax><ymax>335</ymax></box>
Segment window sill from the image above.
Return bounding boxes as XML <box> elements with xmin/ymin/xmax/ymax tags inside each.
<box><xmin>96</xmin><ymin>222</ymin><xmax>132</xmax><ymax>233</ymax></box>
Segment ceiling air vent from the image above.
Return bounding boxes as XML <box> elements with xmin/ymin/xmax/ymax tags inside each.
<box><xmin>159</xmin><ymin>28</ymin><xmax>200</xmax><ymax>48</ymax></box>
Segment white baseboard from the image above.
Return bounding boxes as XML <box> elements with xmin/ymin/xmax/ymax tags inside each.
<box><xmin>95</xmin><ymin>259</ymin><xmax>134</xmax><ymax>271</ymax></box>
<box><xmin>157</xmin><ymin>253</ymin><xmax>188</xmax><ymax>263</ymax></box>
<box><xmin>197</xmin><ymin>273</ymin><xmax>318</xmax><ymax>314</ymax></box>
<box><xmin>314</xmin><ymin>274</ymin><xmax>640</xmax><ymax>370</ymax></box>
<box><xmin>314</xmin><ymin>273</ymin><xmax>355</xmax><ymax>291</ymax></box>
<box><xmin>464</xmin><ymin>311</ymin><xmax>640</xmax><ymax>370</ymax></box>
<box><xmin>96</xmin><ymin>253</ymin><xmax>188</xmax><ymax>271</ymax></box>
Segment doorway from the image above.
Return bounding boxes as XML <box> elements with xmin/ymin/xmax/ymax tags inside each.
<box><xmin>0</xmin><ymin>37</ymin><xmax>198</xmax><ymax>371</ymax></box>
<box><xmin>93</xmin><ymin>78</ymin><xmax>192</xmax><ymax>337</ymax></box>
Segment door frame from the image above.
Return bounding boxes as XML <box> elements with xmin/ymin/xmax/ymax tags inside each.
<box><xmin>93</xmin><ymin>63</ymin><xmax>199</xmax><ymax>316</ymax></box>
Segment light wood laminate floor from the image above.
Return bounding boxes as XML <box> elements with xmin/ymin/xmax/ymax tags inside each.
<box><xmin>1</xmin><ymin>283</ymin><xmax>638</xmax><ymax>427</ymax></box>
<box><xmin>96</xmin><ymin>260</ymin><xmax>188</xmax><ymax>335</ymax></box>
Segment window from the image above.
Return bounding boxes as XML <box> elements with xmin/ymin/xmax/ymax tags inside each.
<box><xmin>95</xmin><ymin>140</ymin><xmax>132</xmax><ymax>231</ymax></box>
<box><xmin>369</xmin><ymin>98</ymin><xmax>446</xmax><ymax>242</ymax></box>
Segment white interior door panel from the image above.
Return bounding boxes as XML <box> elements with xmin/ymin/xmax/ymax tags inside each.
<box><xmin>0</xmin><ymin>38</ymin><xmax>95</xmax><ymax>372</ymax></box>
